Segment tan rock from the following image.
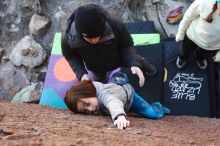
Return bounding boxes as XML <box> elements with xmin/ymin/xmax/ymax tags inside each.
<box><xmin>29</xmin><ymin>13</ymin><xmax>51</xmax><ymax>38</ymax></box>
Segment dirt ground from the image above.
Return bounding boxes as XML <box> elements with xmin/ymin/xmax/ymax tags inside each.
<box><xmin>0</xmin><ymin>101</ymin><xmax>220</xmax><ymax>146</ymax></box>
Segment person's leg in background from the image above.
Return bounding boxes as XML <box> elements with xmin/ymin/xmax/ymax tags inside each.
<box><xmin>130</xmin><ymin>93</ymin><xmax>170</xmax><ymax>119</ymax></box>
<box><xmin>176</xmin><ymin>35</ymin><xmax>198</xmax><ymax>68</ymax></box>
<box><xmin>196</xmin><ymin>48</ymin><xmax>208</xmax><ymax>69</ymax></box>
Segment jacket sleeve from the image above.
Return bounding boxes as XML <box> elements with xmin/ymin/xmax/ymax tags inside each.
<box><xmin>115</xmin><ymin>20</ymin><xmax>141</xmax><ymax>67</ymax></box>
<box><xmin>176</xmin><ymin>0</ymin><xmax>200</xmax><ymax>42</ymax></box>
<box><xmin>95</xmin><ymin>83</ymin><xmax>127</xmax><ymax>121</ymax></box>
<box><xmin>102</xmin><ymin>95</ymin><xmax>127</xmax><ymax>121</ymax></box>
<box><xmin>61</xmin><ymin>32</ymin><xmax>88</xmax><ymax>80</ymax></box>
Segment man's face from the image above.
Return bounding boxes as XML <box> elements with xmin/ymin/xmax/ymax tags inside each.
<box><xmin>83</xmin><ymin>36</ymin><xmax>101</xmax><ymax>44</ymax></box>
<box><xmin>77</xmin><ymin>97</ymin><xmax>99</xmax><ymax>114</ymax></box>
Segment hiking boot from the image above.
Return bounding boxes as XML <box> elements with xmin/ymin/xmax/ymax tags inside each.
<box><xmin>196</xmin><ymin>59</ymin><xmax>207</xmax><ymax>70</ymax></box>
<box><xmin>176</xmin><ymin>57</ymin><xmax>186</xmax><ymax>69</ymax></box>
<box><xmin>140</xmin><ymin>57</ymin><xmax>157</xmax><ymax>76</ymax></box>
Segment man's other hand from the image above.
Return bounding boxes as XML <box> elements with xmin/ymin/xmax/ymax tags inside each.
<box><xmin>131</xmin><ymin>66</ymin><xmax>145</xmax><ymax>87</ymax></box>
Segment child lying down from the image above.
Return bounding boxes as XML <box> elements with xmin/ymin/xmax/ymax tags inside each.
<box><xmin>64</xmin><ymin>72</ymin><xmax>170</xmax><ymax>130</ymax></box>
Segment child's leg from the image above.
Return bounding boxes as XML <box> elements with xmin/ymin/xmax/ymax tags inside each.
<box><xmin>130</xmin><ymin>93</ymin><xmax>170</xmax><ymax>119</ymax></box>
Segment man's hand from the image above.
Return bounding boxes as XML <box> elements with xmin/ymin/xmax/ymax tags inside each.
<box><xmin>114</xmin><ymin>115</ymin><xmax>130</xmax><ymax>130</ymax></box>
<box><xmin>131</xmin><ymin>66</ymin><xmax>145</xmax><ymax>87</ymax></box>
<box><xmin>81</xmin><ymin>74</ymin><xmax>90</xmax><ymax>81</ymax></box>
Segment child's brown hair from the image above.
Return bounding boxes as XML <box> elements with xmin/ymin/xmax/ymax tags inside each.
<box><xmin>64</xmin><ymin>80</ymin><xmax>96</xmax><ymax>113</ymax></box>
<box><xmin>205</xmin><ymin>1</ymin><xmax>217</xmax><ymax>23</ymax></box>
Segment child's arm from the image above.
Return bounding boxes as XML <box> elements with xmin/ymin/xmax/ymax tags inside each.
<box><xmin>94</xmin><ymin>82</ymin><xmax>131</xmax><ymax>129</ymax></box>
<box><xmin>103</xmin><ymin>96</ymin><xmax>127</xmax><ymax>121</ymax></box>
<box><xmin>99</xmin><ymin>93</ymin><xmax>130</xmax><ymax>129</ymax></box>
<box><xmin>176</xmin><ymin>0</ymin><xmax>200</xmax><ymax>42</ymax></box>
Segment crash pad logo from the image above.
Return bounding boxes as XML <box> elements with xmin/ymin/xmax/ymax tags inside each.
<box><xmin>169</xmin><ymin>73</ymin><xmax>203</xmax><ymax>100</ymax></box>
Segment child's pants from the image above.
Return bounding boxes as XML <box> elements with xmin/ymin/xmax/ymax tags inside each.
<box><xmin>130</xmin><ymin>93</ymin><xmax>170</xmax><ymax>119</ymax></box>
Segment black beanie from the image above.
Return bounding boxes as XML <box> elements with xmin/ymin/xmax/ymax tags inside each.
<box><xmin>74</xmin><ymin>5</ymin><xmax>105</xmax><ymax>38</ymax></box>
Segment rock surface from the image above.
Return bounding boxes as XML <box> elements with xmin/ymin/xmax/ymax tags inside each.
<box><xmin>0</xmin><ymin>101</ymin><xmax>220</xmax><ymax>146</ymax></box>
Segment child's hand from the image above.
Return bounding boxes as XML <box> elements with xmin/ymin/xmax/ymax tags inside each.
<box><xmin>114</xmin><ymin>115</ymin><xmax>130</xmax><ymax>130</ymax></box>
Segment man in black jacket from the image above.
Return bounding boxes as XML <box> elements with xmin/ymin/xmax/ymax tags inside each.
<box><xmin>61</xmin><ymin>4</ymin><xmax>156</xmax><ymax>87</ymax></box>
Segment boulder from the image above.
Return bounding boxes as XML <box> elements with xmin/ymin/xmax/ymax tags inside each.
<box><xmin>0</xmin><ymin>62</ymin><xmax>29</xmax><ymax>101</ymax></box>
<box><xmin>11</xmin><ymin>82</ymin><xmax>43</xmax><ymax>103</ymax></box>
<box><xmin>9</xmin><ymin>36</ymin><xmax>47</xmax><ymax>68</ymax></box>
